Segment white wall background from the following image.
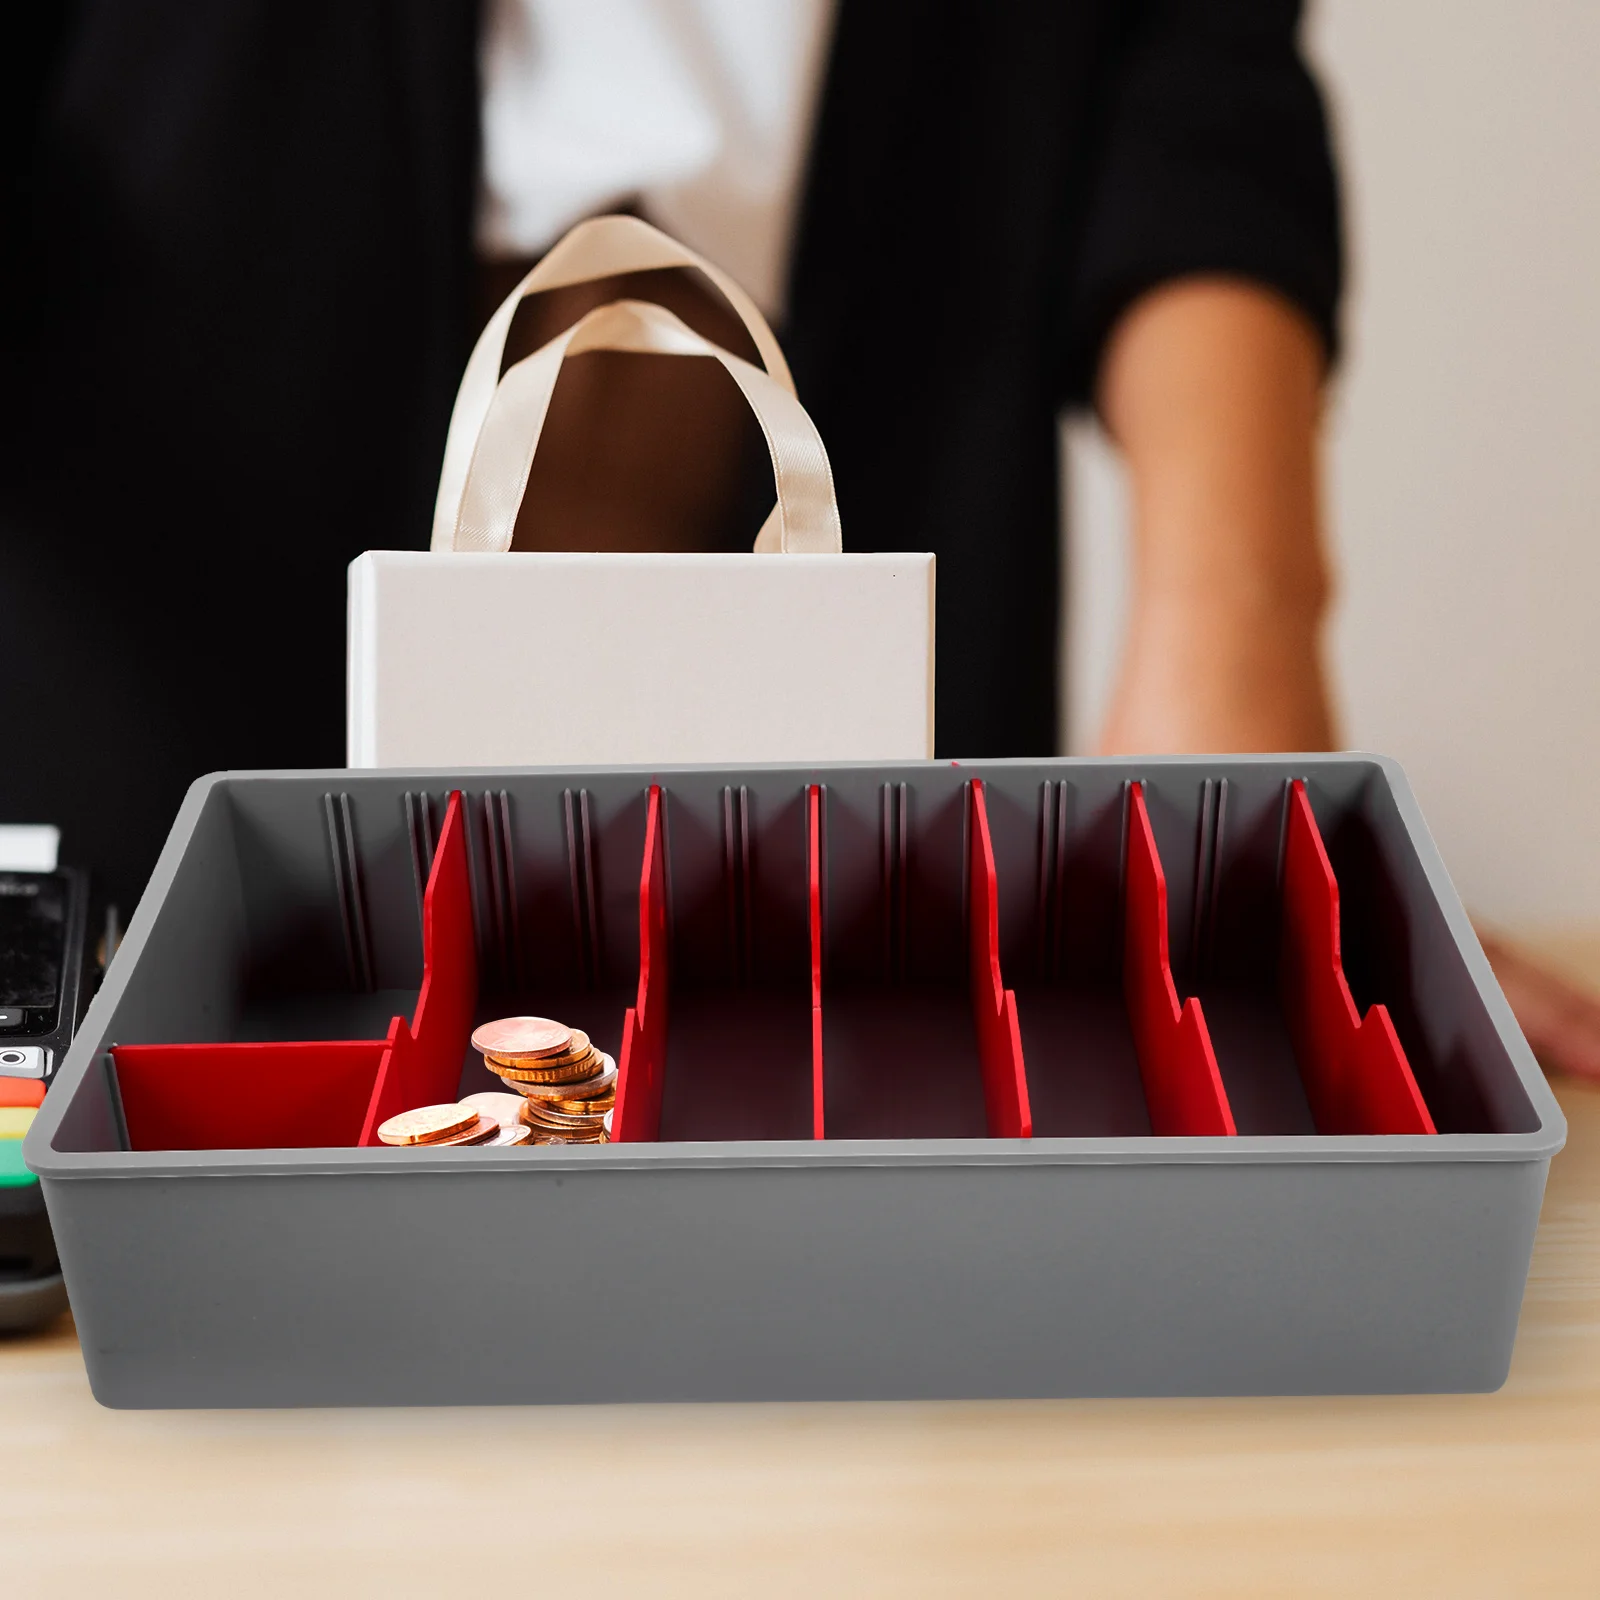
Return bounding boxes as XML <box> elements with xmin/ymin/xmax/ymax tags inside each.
<box><xmin>1063</xmin><ymin>0</ymin><xmax>1600</xmax><ymax>926</ymax></box>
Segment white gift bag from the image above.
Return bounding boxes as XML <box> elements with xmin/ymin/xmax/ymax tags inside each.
<box><xmin>348</xmin><ymin>216</ymin><xmax>934</xmax><ymax>769</ymax></box>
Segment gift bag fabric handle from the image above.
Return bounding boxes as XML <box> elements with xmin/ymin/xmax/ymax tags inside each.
<box><xmin>433</xmin><ymin>214</ymin><xmax>797</xmax><ymax>552</ymax></box>
<box><xmin>451</xmin><ymin>298</ymin><xmax>841</xmax><ymax>556</ymax></box>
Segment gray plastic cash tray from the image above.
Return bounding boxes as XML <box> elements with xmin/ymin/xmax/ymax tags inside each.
<box><xmin>26</xmin><ymin>756</ymin><xmax>1563</xmax><ymax>1408</ymax></box>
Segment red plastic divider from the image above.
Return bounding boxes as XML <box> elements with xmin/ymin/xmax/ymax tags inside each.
<box><xmin>1281</xmin><ymin>781</ymin><xmax>1435</xmax><ymax>1135</ymax></box>
<box><xmin>1124</xmin><ymin>784</ymin><xmax>1236</xmax><ymax>1136</ymax></box>
<box><xmin>115</xmin><ymin>1039</ymin><xmax>388</xmax><ymax>1150</ymax></box>
<box><xmin>612</xmin><ymin>785</ymin><xmax>669</xmax><ymax>1144</ymax></box>
<box><xmin>808</xmin><ymin>785</ymin><xmax>825</xmax><ymax>1140</ymax></box>
<box><xmin>357</xmin><ymin>791</ymin><xmax>481</xmax><ymax>1145</ymax></box>
<box><xmin>967</xmin><ymin>781</ymin><xmax>1032</xmax><ymax>1138</ymax></box>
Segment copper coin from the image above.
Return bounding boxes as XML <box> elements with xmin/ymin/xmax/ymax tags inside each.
<box><xmin>514</xmin><ymin>1062</ymin><xmax>617</xmax><ymax>1101</ymax></box>
<box><xmin>470</xmin><ymin>1016</ymin><xmax>573</xmax><ymax>1061</ymax></box>
<box><xmin>517</xmin><ymin>1093</ymin><xmax>607</xmax><ymax>1119</ymax></box>
<box><xmin>543</xmin><ymin>1092</ymin><xmax>616</xmax><ymax>1116</ymax></box>
<box><xmin>485</xmin><ymin>1031</ymin><xmax>593</xmax><ymax>1072</ymax></box>
<box><xmin>515</xmin><ymin>1028</ymin><xmax>590</xmax><ymax>1062</ymax></box>
<box><xmin>489</xmin><ymin>1047</ymin><xmax>601</xmax><ymax>1084</ymax></box>
<box><xmin>459</xmin><ymin>1091</ymin><xmax>530</xmax><ymax>1124</ymax></box>
<box><xmin>378</xmin><ymin>1104</ymin><xmax>479</xmax><ymax>1146</ymax></box>
<box><xmin>429</xmin><ymin>1114</ymin><xmax>499</xmax><ymax>1146</ymax></box>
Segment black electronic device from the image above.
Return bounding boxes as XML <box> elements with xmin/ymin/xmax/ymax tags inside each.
<box><xmin>0</xmin><ymin>864</ymin><xmax>94</xmax><ymax>1331</ymax></box>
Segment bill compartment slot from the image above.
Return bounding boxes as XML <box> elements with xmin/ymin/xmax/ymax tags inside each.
<box><xmin>968</xmin><ymin>781</ymin><xmax>1031</xmax><ymax>1137</ymax></box>
<box><xmin>1281</xmin><ymin>780</ymin><xmax>1435</xmax><ymax>1134</ymax></box>
<box><xmin>1125</xmin><ymin>783</ymin><xmax>1236</xmax><ymax>1136</ymax></box>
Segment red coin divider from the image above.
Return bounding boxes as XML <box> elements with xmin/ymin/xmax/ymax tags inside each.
<box><xmin>1124</xmin><ymin>783</ymin><xmax>1236</xmax><ymax>1136</ymax></box>
<box><xmin>611</xmin><ymin>785</ymin><xmax>669</xmax><ymax>1144</ymax></box>
<box><xmin>1280</xmin><ymin>781</ymin><xmax>1435</xmax><ymax>1135</ymax></box>
<box><xmin>356</xmin><ymin>791</ymin><xmax>480</xmax><ymax>1145</ymax></box>
<box><xmin>967</xmin><ymin>781</ymin><xmax>1032</xmax><ymax>1138</ymax></box>
<box><xmin>808</xmin><ymin>785</ymin><xmax>826</xmax><ymax>1140</ymax></box>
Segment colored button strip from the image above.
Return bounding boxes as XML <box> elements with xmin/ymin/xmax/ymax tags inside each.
<box><xmin>0</xmin><ymin>1085</ymin><xmax>42</xmax><ymax>1187</ymax></box>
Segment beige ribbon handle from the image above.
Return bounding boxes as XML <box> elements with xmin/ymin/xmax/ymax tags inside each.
<box><xmin>434</xmin><ymin>214</ymin><xmax>797</xmax><ymax>551</ymax></box>
<box><xmin>452</xmin><ymin>299</ymin><xmax>842</xmax><ymax>556</ymax></box>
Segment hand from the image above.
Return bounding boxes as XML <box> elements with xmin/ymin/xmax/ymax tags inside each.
<box><xmin>1476</xmin><ymin>928</ymin><xmax>1600</xmax><ymax>1086</ymax></box>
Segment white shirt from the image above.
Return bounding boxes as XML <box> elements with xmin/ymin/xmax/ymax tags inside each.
<box><xmin>478</xmin><ymin>0</ymin><xmax>837</xmax><ymax>318</ymax></box>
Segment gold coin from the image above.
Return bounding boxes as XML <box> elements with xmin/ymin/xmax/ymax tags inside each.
<box><xmin>378</xmin><ymin>1104</ymin><xmax>478</xmax><ymax>1146</ymax></box>
<box><xmin>428</xmin><ymin>1114</ymin><xmax>499</xmax><ymax>1146</ymax></box>
<box><xmin>512</xmin><ymin>1062</ymin><xmax>617</xmax><ymax>1101</ymax></box>
<box><xmin>489</xmin><ymin>1046</ymin><xmax>601</xmax><ymax>1084</ymax></box>
<box><xmin>496</xmin><ymin>1067</ymin><xmax>602</xmax><ymax>1094</ymax></box>
<box><xmin>517</xmin><ymin>1093</ymin><xmax>607</xmax><ymax>1119</ymax></box>
<box><xmin>519</xmin><ymin>1109</ymin><xmax>606</xmax><ymax>1131</ymax></box>
<box><xmin>459</xmin><ymin>1091</ymin><xmax>530</xmax><ymax>1124</ymax></box>
<box><xmin>543</xmin><ymin>1092</ymin><xmax>615</xmax><ymax>1116</ymax></box>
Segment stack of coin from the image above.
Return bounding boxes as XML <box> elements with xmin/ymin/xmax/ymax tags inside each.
<box><xmin>377</xmin><ymin>1103</ymin><xmax>503</xmax><ymax>1148</ymax></box>
<box><xmin>378</xmin><ymin>1098</ymin><xmax>533</xmax><ymax>1149</ymax></box>
<box><xmin>470</xmin><ymin>1016</ymin><xmax>616</xmax><ymax>1144</ymax></box>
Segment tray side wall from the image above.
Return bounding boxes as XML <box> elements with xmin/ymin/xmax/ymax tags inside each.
<box><xmin>45</xmin><ymin>1153</ymin><xmax>1547</xmax><ymax>1408</ymax></box>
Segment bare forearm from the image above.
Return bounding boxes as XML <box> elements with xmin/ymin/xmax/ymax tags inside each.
<box><xmin>1093</xmin><ymin>278</ymin><xmax>1337</xmax><ymax>755</ymax></box>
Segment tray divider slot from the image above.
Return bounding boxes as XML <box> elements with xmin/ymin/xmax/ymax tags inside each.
<box><xmin>1124</xmin><ymin>783</ymin><xmax>1235</xmax><ymax>1136</ymax></box>
<box><xmin>967</xmin><ymin>781</ymin><xmax>1032</xmax><ymax>1137</ymax></box>
<box><xmin>358</xmin><ymin>791</ymin><xmax>481</xmax><ymax>1145</ymax></box>
<box><xmin>613</xmin><ymin>785</ymin><xmax>669</xmax><ymax>1143</ymax></box>
<box><xmin>809</xmin><ymin>784</ymin><xmax>825</xmax><ymax>1139</ymax></box>
<box><xmin>1281</xmin><ymin>780</ymin><xmax>1435</xmax><ymax>1134</ymax></box>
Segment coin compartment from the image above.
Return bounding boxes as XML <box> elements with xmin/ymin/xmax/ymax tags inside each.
<box><xmin>611</xmin><ymin>783</ymin><xmax>821</xmax><ymax>1142</ymax></box>
<box><xmin>758</xmin><ymin>778</ymin><xmax>1028</xmax><ymax>1141</ymax></box>
<box><xmin>100</xmin><ymin>781</ymin><xmax>653</xmax><ymax>1151</ymax></box>
<box><xmin>992</xmin><ymin>774</ymin><xmax>1465</xmax><ymax>1138</ymax></box>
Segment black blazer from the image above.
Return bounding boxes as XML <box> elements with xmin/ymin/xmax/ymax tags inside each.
<box><xmin>1</xmin><ymin>0</ymin><xmax>1339</xmax><ymax>904</ymax></box>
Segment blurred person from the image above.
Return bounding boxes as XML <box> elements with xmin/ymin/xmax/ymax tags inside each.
<box><xmin>3</xmin><ymin>1</ymin><xmax>1596</xmax><ymax>1077</ymax></box>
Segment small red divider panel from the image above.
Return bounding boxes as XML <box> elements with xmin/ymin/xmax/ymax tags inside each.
<box><xmin>1280</xmin><ymin>781</ymin><xmax>1434</xmax><ymax>1135</ymax></box>
<box><xmin>116</xmin><ymin>1039</ymin><xmax>388</xmax><ymax>1151</ymax></box>
<box><xmin>358</xmin><ymin>791</ymin><xmax>480</xmax><ymax>1145</ymax></box>
<box><xmin>967</xmin><ymin>782</ymin><xmax>1032</xmax><ymax>1138</ymax></box>
<box><xmin>612</xmin><ymin>785</ymin><xmax>669</xmax><ymax>1144</ymax></box>
<box><xmin>1123</xmin><ymin>784</ymin><xmax>1235</xmax><ymax>1136</ymax></box>
<box><xmin>808</xmin><ymin>785</ymin><xmax>826</xmax><ymax>1140</ymax></box>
